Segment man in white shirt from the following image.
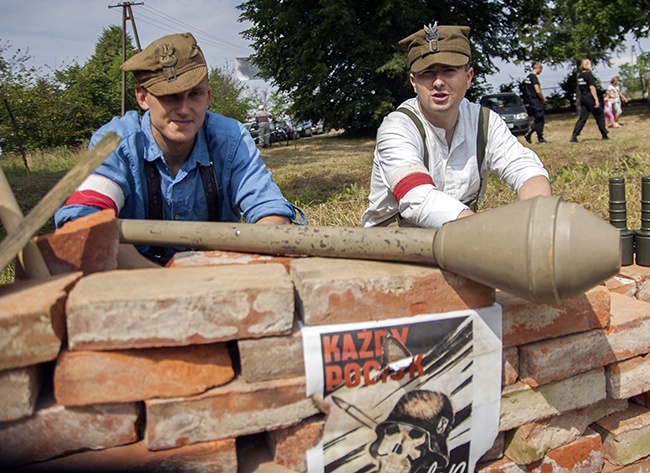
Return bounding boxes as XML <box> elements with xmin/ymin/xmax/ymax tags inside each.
<box><xmin>361</xmin><ymin>22</ymin><xmax>551</xmax><ymax>228</ymax></box>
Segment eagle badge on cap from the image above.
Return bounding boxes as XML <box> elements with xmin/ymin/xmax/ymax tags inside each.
<box><xmin>156</xmin><ymin>43</ymin><xmax>178</xmax><ymax>82</ymax></box>
<box><xmin>424</xmin><ymin>21</ymin><xmax>440</xmax><ymax>53</ymax></box>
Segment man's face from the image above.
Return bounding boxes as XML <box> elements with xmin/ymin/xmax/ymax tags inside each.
<box><xmin>410</xmin><ymin>64</ymin><xmax>473</xmax><ymax>124</ymax></box>
<box><xmin>135</xmin><ymin>78</ymin><xmax>211</xmax><ymax>150</ymax></box>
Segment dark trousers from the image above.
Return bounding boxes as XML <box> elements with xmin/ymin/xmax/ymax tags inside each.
<box><xmin>527</xmin><ymin>100</ymin><xmax>545</xmax><ymax>138</ymax></box>
<box><xmin>572</xmin><ymin>99</ymin><xmax>608</xmax><ymax>138</ymax></box>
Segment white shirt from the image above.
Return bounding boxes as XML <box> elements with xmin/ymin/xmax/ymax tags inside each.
<box><xmin>361</xmin><ymin>97</ymin><xmax>549</xmax><ymax>228</ymax></box>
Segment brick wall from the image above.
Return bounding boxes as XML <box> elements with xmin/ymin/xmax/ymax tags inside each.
<box><xmin>1</xmin><ymin>210</ymin><xmax>649</xmax><ymax>472</ymax></box>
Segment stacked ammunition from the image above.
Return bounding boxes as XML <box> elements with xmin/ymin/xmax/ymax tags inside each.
<box><xmin>608</xmin><ymin>176</ymin><xmax>650</xmax><ymax>266</ymax></box>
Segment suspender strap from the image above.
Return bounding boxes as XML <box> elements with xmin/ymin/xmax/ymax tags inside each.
<box><xmin>197</xmin><ymin>161</ymin><xmax>220</xmax><ymax>222</ymax></box>
<box><xmin>396</xmin><ymin>107</ymin><xmax>429</xmax><ymax>169</ymax></box>
<box><xmin>395</xmin><ymin>105</ymin><xmax>490</xmax><ymax>212</ymax></box>
<box><xmin>144</xmin><ymin>159</ymin><xmax>166</xmax><ymax>262</ymax></box>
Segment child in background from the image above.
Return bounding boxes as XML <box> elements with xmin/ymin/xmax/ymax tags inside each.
<box><xmin>604</xmin><ymin>90</ymin><xmax>619</xmax><ymax>128</ymax></box>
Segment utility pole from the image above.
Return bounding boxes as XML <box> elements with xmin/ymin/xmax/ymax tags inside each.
<box><xmin>108</xmin><ymin>2</ymin><xmax>143</xmax><ymax>116</ymax></box>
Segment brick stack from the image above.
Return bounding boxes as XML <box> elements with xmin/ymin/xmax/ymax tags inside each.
<box><xmin>0</xmin><ymin>210</ymin><xmax>649</xmax><ymax>472</ymax></box>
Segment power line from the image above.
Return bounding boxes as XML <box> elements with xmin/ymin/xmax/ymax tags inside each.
<box><xmin>136</xmin><ymin>4</ymin><xmax>251</xmax><ymax>56</ymax></box>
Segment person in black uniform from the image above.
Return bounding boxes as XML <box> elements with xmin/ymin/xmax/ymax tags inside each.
<box><xmin>570</xmin><ymin>58</ymin><xmax>608</xmax><ymax>142</ymax></box>
<box><xmin>523</xmin><ymin>63</ymin><xmax>547</xmax><ymax>144</ymax></box>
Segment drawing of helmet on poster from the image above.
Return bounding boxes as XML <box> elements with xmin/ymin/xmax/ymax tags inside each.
<box><xmin>300</xmin><ymin>304</ymin><xmax>502</xmax><ymax>473</ymax></box>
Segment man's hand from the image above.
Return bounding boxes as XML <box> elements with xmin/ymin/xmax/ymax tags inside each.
<box><xmin>256</xmin><ymin>215</ymin><xmax>291</xmax><ymax>225</ymax></box>
<box><xmin>517</xmin><ymin>175</ymin><xmax>552</xmax><ymax>201</ymax></box>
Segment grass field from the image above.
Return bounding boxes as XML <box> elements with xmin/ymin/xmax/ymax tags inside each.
<box><xmin>1</xmin><ymin>102</ymin><xmax>649</xmax><ymax>283</ymax></box>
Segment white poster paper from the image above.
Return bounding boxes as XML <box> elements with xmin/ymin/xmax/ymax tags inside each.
<box><xmin>301</xmin><ymin>304</ymin><xmax>502</xmax><ymax>473</ymax></box>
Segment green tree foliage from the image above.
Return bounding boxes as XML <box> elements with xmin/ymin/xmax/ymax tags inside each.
<box><xmin>0</xmin><ymin>27</ymin><xmax>138</xmax><ymax>152</ymax></box>
<box><xmin>208</xmin><ymin>63</ymin><xmax>253</xmax><ymax>122</ymax></box>
<box><xmin>618</xmin><ymin>51</ymin><xmax>650</xmax><ymax>96</ymax></box>
<box><xmin>237</xmin><ymin>0</ymin><xmax>544</xmax><ymax>132</ymax></box>
<box><xmin>515</xmin><ymin>0</ymin><xmax>649</xmax><ymax>69</ymax></box>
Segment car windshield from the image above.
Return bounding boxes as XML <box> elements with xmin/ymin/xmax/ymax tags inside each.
<box><xmin>481</xmin><ymin>95</ymin><xmax>522</xmax><ymax>108</ymax></box>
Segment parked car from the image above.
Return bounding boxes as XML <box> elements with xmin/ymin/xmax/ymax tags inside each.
<box><xmin>312</xmin><ymin>119</ymin><xmax>325</xmax><ymax>135</ymax></box>
<box><xmin>296</xmin><ymin>120</ymin><xmax>313</xmax><ymax>137</ymax></box>
<box><xmin>244</xmin><ymin>122</ymin><xmax>259</xmax><ymax>144</ymax></box>
<box><xmin>479</xmin><ymin>92</ymin><xmax>530</xmax><ymax>136</ymax></box>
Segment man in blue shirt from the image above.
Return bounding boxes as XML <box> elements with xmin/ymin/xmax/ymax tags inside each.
<box><xmin>55</xmin><ymin>32</ymin><xmax>303</xmax><ymax>267</ymax></box>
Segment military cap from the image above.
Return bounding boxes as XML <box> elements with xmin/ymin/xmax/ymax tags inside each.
<box><xmin>121</xmin><ymin>32</ymin><xmax>208</xmax><ymax>96</ymax></box>
<box><xmin>399</xmin><ymin>23</ymin><xmax>471</xmax><ymax>72</ymax></box>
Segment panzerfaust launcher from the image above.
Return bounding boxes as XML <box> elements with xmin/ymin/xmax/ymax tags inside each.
<box><xmin>119</xmin><ymin>196</ymin><xmax>621</xmax><ymax>305</ymax></box>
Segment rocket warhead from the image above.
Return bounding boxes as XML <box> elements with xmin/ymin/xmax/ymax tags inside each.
<box><xmin>432</xmin><ymin>195</ymin><xmax>622</xmax><ymax>304</ymax></box>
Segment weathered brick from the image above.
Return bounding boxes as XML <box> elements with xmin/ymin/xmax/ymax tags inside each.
<box><xmin>66</xmin><ymin>264</ymin><xmax>295</xmax><ymax>350</ymax></box>
<box><xmin>500</xmin><ymin>368</ymin><xmax>606</xmax><ymax>431</ymax></box>
<box><xmin>504</xmin><ymin>398</ymin><xmax>628</xmax><ymax>464</ymax></box>
<box><xmin>605</xmin><ymin>276</ymin><xmax>637</xmax><ymax>298</ymax></box>
<box><xmin>169</xmin><ymin>249</ymin><xmax>294</xmax><ymax>272</ymax></box>
<box><xmin>499</xmin><ymin>285</ymin><xmax>610</xmax><ymax>348</ymax></box>
<box><xmin>478</xmin><ymin>428</ymin><xmax>605</xmax><ymax>473</ymax></box>
<box><xmin>144</xmin><ymin>376</ymin><xmax>318</xmax><ymax>451</ymax></box>
<box><xmin>479</xmin><ymin>431</ymin><xmax>506</xmax><ymax>463</ymax></box>
<box><xmin>503</xmin><ymin>346</ymin><xmax>518</xmax><ymax>387</ymax></box>
<box><xmin>0</xmin><ymin>391</ymin><xmax>140</xmax><ymax>468</ymax></box>
<box><xmin>12</xmin><ymin>438</ymin><xmax>237</xmax><ymax>472</ymax></box>
<box><xmin>631</xmin><ymin>392</ymin><xmax>650</xmax><ymax>408</ymax></box>
<box><xmin>619</xmin><ymin>264</ymin><xmax>650</xmax><ymax>302</ymax></box>
<box><xmin>33</xmin><ymin>209</ymin><xmax>119</xmax><ymax>276</ymax></box>
<box><xmin>0</xmin><ymin>365</ymin><xmax>43</xmax><ymax>422</ymax></box>
<box><xmin>266</xmin><ymin>414</ymin><xmax>325</xmax><ymax>473</ymax></box>
<box><xmin>54</xmin><ymin>343</ymin><xmax>234</xmax><ymax>406</ymax></box>
<box><xmin>0</xmin><ymin>272</ymin><xmax>81</xmax><ymax>371</ymax></box>
<box><xmin>604</xmin><ymin>292</ymin><xmax>650</xmax><ymax>361</ymax></box>
<box><xmin>519</xmin><ymin>328</ymin><xmax>611</xmax><ymax>387</ymax></box>
<box><xmin>607</xmin><ymin>353</ymin><xmax>650</xmax><ymax>399</ymax></box>
<box><xmin>592</xmin><ymin>403</ymin><xmax>650</xmax><ymax>466</ymax></box>
<box><xmin>239</xmin><ymin>323</ymin><xmax>304</xmax><ymax>383</ymax></box>
<box><xmin>290</xmin><ymin>257</ymin><xmax>494</xmax><ymax>325</ymax></box>
<box><xmin>602</xmin><ymin>455</ymin><xmax>650</xmax><ymax>472</ymax></box>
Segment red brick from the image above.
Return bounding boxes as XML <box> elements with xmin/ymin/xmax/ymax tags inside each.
<box><xmin>602</xmin><ymin>456</ymin><xmax>650</xmax><ymax>472</ymax></box>
<box><xmin>606</xmin><ymin>353</ymin><xmax>650</xmax><ymax>399</ymax></box>
<box><xmin>499</xmin><ymin>285</ymin><xmax>610</xmax><ymax>348</ymax></box>
<box><xmin>500</xmin><ymin>368</ymin><xmax>606</xmax><ymax>431</ymax></box>
<box><xmin>605</xmin><ymin>293</ymin><xmax>650</xmax><ymax>361</ymax></box>
<box><xmin>519</xmin><ymin>328</ymin><xmax>612</xmax><ymax>387</ymax></box>
<box><xmin>0</xmin><ymin>272</ymin><xmax>81</xmax><ymax>371</ymax></box>
<box><xmin>144</xmin><ymin>376</ymin><xmax>318</xmax><ymax>451</ymax></box>
<box><xmin>34</xmin><ymin>209</ymin><xmax>119</xmax><ymax>276</ymax></box>
<box><xmin>239</xmin><ymin>323</ymin><xmax>304</xmax><ymax>383</ymax></box>
<box><xmin>619</xmin><ymin>264</ymin><xmax>650</xmax><ymax>302</ymax></box>
<box><xmin>169</xmin><ymin>249</ymin><xmax>295</xmax><ymax>272</ymax></box>
<box><xmin>54</xmin><ymin>343</ymin><xmax>234</xmax><ymax>406</ymax></box>
<box><xmin>291</xmin><ymin>257</ymin><xmax>495</xmax><ymax>325</ymax></box>
<box><xmin>0</xmin><ymin>391</ymin><xmax>140</xmax><ymax>468</ymax></box>
<box><xmin>605</xmin><ymin>276</ymin><xmax>637</xmax><ymax>298</ymax></box>
<box><xmin>503</xmin><ymin>346</ymin><xmax>518</xmax><ymax>387</ymax></box>
<box><xmin>266</xmin><ymin>415</ymin><xmax>325</xmax><ymax>472</ymax></box>
<box><xmin>14</xmin><ymin>438</ymin><xmax>237</xmax><ymax>472</ymax></box>
<box><xmin>66</xmin><ymin>264</ymin><xmax>295</xmax><ymax>350</ymax></box>
<box><xmin>0</xmin><ymin>365</ymin><xmax>43</xmax><ymax>422</ymax></box>
<box><xmin>631</xmin><ymin>392</ymin><xmax>650</xmax><ymax>408</ymax></box>
<box><xmin>592</xmin><ymin>403</ymin><xmax>650</xmax><ymax>466</ymax></box>
<box><xmin>478</xmin><ymin>428</ymin><xmax>605</xmax><ymax>473</ymax></box>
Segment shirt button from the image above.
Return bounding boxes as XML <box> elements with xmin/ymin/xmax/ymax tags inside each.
<box><xmin>174</xmin><ymin>215</ymin><xmax>180</xmax><ymax>220</ymax></box>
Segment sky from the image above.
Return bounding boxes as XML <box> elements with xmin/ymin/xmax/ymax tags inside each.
<box><xmin>2</xmin><ymin>0</ymin><xmax>648</xmax><ymax>96</ymax></box>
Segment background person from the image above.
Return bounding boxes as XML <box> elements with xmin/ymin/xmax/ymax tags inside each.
<box><xmin>361</xmin><ymin>22</ymin><xmax>551</xmax><ymax>229</ymax></box>
<box><xmin>255</xmin><ymin>104</ymin><xmax>274</xmax><ymax>148</ymax></box>
<box><xmin>55</xmin><ymin>32</ymin><xmax>303</xmax><ymax>268</ymax></box>
<box><xmin>523</xmin><ymin>63</ymin><xmax>547</xmax><ymax>144</ymax></box>
<box><xmin>570</xmin><ymin>58</ymin><xmax>609</xmax><ymax>142</ymax></box>
<box><xmin>607</xmin><ymin>76</ymin><xmax>629</xmax><ymax>125</ymax></box>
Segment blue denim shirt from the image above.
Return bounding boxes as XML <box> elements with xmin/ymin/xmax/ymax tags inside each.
<box><xmin>55</xmin><ymin>110</ymin><xmax>304</xmax><ymax>260</ymax></box>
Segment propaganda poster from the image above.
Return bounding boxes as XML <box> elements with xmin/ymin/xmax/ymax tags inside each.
<box><xmin>301</xmin><ymin>304</ymin><xmax>502</xmax><ymax>473</ymax></box>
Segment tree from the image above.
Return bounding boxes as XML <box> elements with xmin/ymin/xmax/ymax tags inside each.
<box><xmin>208</xmin><ymin>62</ymin><xmax>253</xmax><ymax>122</ymax></box>
<box><xmin>513</xmin><ymin>0</ymin><xmax>649</xmax><ymax>69</ymax></box>
<box><xmin>618</xmin><ymin>51</ymin><xmax>650</xmax><ymax>97</ymax></box>
<box><xmin>237</xmin><ymin>0</ymin><xmax>544</xmax><ymax>132</ymax></box>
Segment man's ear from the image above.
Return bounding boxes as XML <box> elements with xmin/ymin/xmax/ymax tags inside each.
<box><xmin>135</xmin><ymin>86</ymin><xmax>150</xmax><ymax>111</ymax></box>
